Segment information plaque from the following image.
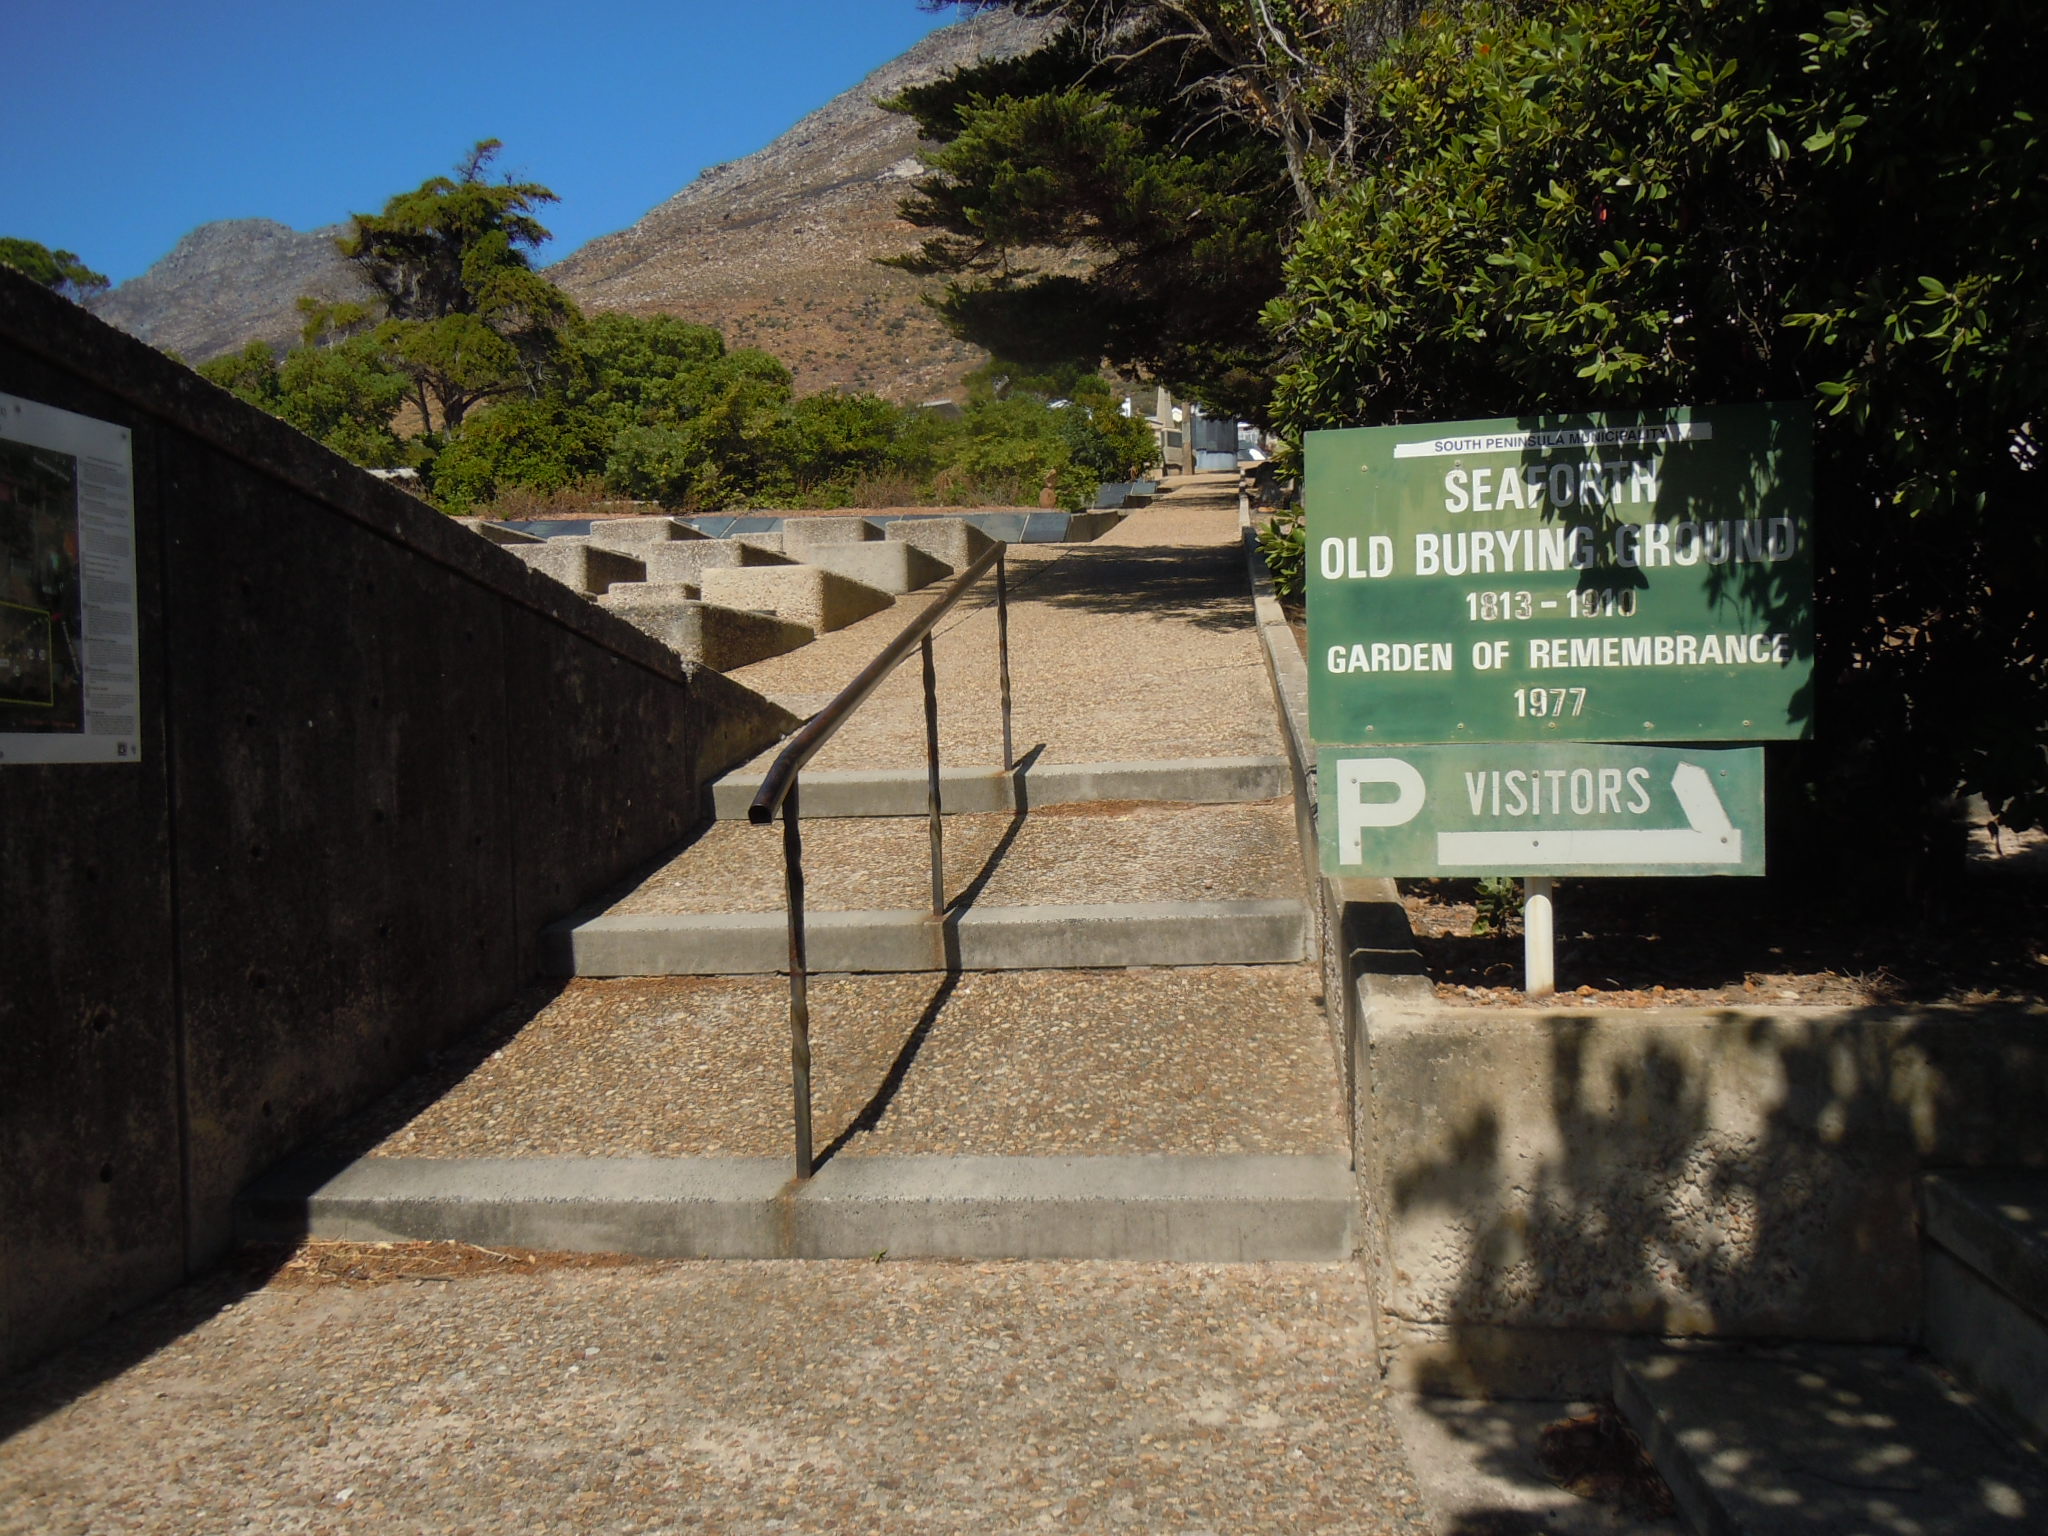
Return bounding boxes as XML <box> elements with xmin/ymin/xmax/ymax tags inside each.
<box><xmin>1</xmin><ymin>392</ymin><xmax>140</xmax><ymax>764</ymax></box>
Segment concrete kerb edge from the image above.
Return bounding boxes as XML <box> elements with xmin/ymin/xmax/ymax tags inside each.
<box><xmin>707</xmin><ymin>756</ymin><xmax>1292</xmax><ymax>820</ymax></box>
<box><xmin>238</xmin><ymin>1153</ymin><xmax>1357</xmax><ymax>1262</ymax></box>
<box><xmin>1240</xmin><ymin>493</ymin><xmax>1443</xmax><ymax>1387</ymax></box>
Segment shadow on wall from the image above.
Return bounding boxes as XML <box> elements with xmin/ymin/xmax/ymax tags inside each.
<box><xmin>0</xmin><ymin>266</ymin><xmax>798</xmax><ymax>1386</ymax></box>
<box><xmin>1364</xmin><ymin>1001</ymin><xmax>2048</xmax><ymax>1398</ymax></box>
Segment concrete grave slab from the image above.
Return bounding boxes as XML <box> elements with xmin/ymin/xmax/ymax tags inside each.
<box><xmin>885</xmin><ymin>515</ymin><xmax>998</xmax><ymax>573</ymax></box>
<box><xmin>699</xmin><ymin>563</ymin><xmax>894</xmax><ymax>633</ymax></box>
<box><xmin>598</xmin><ymin>592</ymin><xmax>813</xmax><ymax>671</ymax></box>
<box><xmin>636</xmin><ymin>538</ymin><xmax>792</xmax><ymax>587</ymax></box>
<box><xmin>452</xmin><ymin>518</ymin><xmax>542</xmax><ymax>545</ymax></box>
<box><xmin>798</xmin><ymin>540</ymin><xmax>949</xmax><ymax>595</ymax></box>
<box><xmin>778</xmin><ymin>514</ymin><xmax>880</xmax><ymax>550</ymax></box>
<box><xmin>504</xmin><ymin>539</ymin><xmax>647</xmax><ymax>595</ymax></box>
<box><xmin>583</xmin><ymin>514</ymin><xmax>704</xmax><ymax>544</ymax></box>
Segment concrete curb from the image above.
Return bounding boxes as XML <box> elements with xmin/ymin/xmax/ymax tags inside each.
<box><xmin>709</xmin><ymin>755</ymin><xmax>1292</xmax><ymax>819</ymax></box>
<box><xmin>240</xmin><ymin>1153</ymin><xmax>1356</xmax><ymax>1262</ymax></box>
<box><xmin>542</xmin><ymin>899</ymin><xmax>1309</xmax><ymax>976</ymax></box>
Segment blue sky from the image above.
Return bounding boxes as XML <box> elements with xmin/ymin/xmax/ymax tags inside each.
<box><xmin>3</xmin><ymin>1</ymin><xmax>965</xmax><ymax>286</ymax></box>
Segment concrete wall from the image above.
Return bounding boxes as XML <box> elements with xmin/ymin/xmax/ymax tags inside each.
<box><xmin>0</xmin><ymin>271</ymin><xmax>795</xmax><ymax>1377</ymax></box>
<box><xmin>1240</xmin><ymin>497</ymin><xmax>2048</xmax><ymax>1399</ymax></box>
<box><xmin>1360</xmin><ymin>997</ymin><xmax>2048</xmax><ymax>1396</ymax></box>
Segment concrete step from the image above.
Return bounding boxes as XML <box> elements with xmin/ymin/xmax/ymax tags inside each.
<box><xmin>1615</xmin><ymin>1342</ymin><xmax>2048</xmax><ymax>1535</ymax></box>
<box><xmin>453</xmin><ymin>517</ymin><xmax>542</xmax><ymax>545</ymax></box>
<box><xmin>1923</xmin><ymin>1172</ymin><xmax>2048</xmax><ymax>1442</ymax></box>
<box><xmin>698</xmin><ymin>563</ymin><xmax>894</xmax><ymax>634</ymax></box>
<box><xmin>239</xmin><ymin>1152</ymin><xmax>1355</xmax><ymax>1261</ymax></box>
<box><xmin>618</xmin><ymin>799</ymin><xmax>1302</xmax><ymax>918</ymax></box>
<box><xmin>298</xmin><ymin>966</ymin><xmax>1344</xmax><ymax>1162</ymax></box>
<box><xmin>710</xmin><ymin>755</ymin><xmax>1290</xmax><ymax>818</ymax></box>
<box><xmin>544</xmin><ymin>898</ymin><xmax>1306</xmax><ymax>976</ymax></box>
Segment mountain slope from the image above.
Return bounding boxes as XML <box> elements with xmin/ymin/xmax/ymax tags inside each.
<box><xmin>87</xmin><ymin>219</ymin><xmax>360</xmax><ymax>363</ymax></box>
<box><xmin>86</xmin><ymin>13</ymin><xmax>1047</xmax><ymax>393</ymax></box>
<box><xmin>550</xmin><ymin>11</ymin><xmax>1050</xmax><ymax>401</ymax></box>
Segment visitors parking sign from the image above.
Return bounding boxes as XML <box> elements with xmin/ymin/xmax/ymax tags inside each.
<box><xmin>1304</xmin><ymin>404</ymin><xmax>1813</xmax><ymax>746</ymax></box>
<box><xmin>1318</xmin><ymin>743</ymin><xmax>1765</xmax><ymax>878</ymax></box>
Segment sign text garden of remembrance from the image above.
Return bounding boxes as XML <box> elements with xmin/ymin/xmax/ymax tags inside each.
<box><xmin>1306</xmin><ymin>404</ymin><xmax>1811</xmax><ymax>886</ymax></box>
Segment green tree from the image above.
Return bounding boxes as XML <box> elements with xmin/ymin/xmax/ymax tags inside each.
<box><xmin>1269</xmin><ymin>0</ymin><xmax>2048</xmax><ymax>845</ymax></box>
<box><xmin>886</xmin><ymin>13</ymin><xmax>1301</xmax><ymax>421</ymax></box>
<box><xmin>338</xmin><ymin>140</ymin><xmax>576</xmax><ymax>435</ymax></box>
<box><xmin>774</xmin><ymin>391</ymin><xmax>906</xmax><ymax>499</ymax></box>
<box><xmin>432</xmin><ymin>313</ymin><xmax>806</xmax><ymax>511</ymax></box>
<box><xmin>198</xmin><ymin>335</ymin><xmax>408</xmax><ymax>468</ymax></box>
<box><xmin>0</xmin><ymin>238</ymin><xmax>110</xmax><ymax>301</ymax></box>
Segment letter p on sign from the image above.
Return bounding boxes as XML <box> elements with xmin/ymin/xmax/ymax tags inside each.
<box><xmin>1337</xmin><ymin>758</ymin><xmax>1425</xmax><ymax>861</ymax></box>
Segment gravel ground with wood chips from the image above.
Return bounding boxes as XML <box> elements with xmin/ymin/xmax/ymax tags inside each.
<box><xmin>0</xmin><ymin>1254</ymin><xmax>1431</xmax><ymax>1536</ymax></box>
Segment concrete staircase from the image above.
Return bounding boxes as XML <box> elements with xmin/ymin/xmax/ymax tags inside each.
<box><xmin>1614</xmin><ymin>1173</ymin><xmax>2048</xmax><ymax>1533</ymax></box>
<box><xmin>246</xmin><ymin>488</ymin><xmax>1354</xmax><ymax>1265</ymax></box>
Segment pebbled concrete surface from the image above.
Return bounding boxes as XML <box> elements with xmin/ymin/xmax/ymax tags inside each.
<box><xmin>328</xmin><ymin>965</ymin><xmax>1343</xmax><ymax>1162</ymax></box>
<box><xmin>0</xmin><ymin>1258</ymin><xmax>1432</xmax><ymax>1536</ymax></box>
<box><xmin>607</xmin><ymin>799</ymin><xmax>1302</xmax><ymax>916</ymax></box>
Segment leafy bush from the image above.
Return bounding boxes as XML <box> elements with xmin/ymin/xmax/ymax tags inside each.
<box><xmin>1256</xmin><ymin>511</ymin><xmax>1306</xmax><ymax>598</ymax></box>
<box><xmin>1270</xmin><ymin>0</ymin><xmax>2048</xmax><ymax>847</ymax></box>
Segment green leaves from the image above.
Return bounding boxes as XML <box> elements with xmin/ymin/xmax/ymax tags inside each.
<box><xmin>1271</xmin><ymin>0</ymin><xmax>2048</xmax><ymax>837</ymax></box>
<box><xmin>336</xmin><ymin>140</ymin><xmax>575</xmax><ymax>435</ymax></box>
<box><xmin>0</xmin><ymin>237</ymin><xmax>109</xmax><ymax>301</ymax></box>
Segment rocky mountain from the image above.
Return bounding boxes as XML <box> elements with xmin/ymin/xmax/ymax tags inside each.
<box><xmin>551</xmin><ymin>10</ymin><xmax>1049</xmax><ymax>401</ymax></box>
<box><xmin>90</xmin><ymin>12</ymin><xmax>1048</xmax><ymax>397</ymax></box>
<box><xmin>87</xmin><ymin>219</ymin><xmax>360</xmax><ymax>363</ymax></box>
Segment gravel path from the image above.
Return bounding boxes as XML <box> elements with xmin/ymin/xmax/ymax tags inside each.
<box><xmin>728</xmin><ymin>476</ymin><xmax>1281</xmax><ymax>771</ymax></box>
<box><xmin>335</xmin><ymin>964</ymin><xmax>1343</xmax><ymax>1161</ymax></box>
<box><xmin>0</xmin><ymin>1258</ymin><xmax>1431</xmax><ymax>1536</ymax></box>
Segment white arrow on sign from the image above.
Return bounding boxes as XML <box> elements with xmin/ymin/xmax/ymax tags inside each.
<box><xmin>1436</xmin><ymin>762</ymin><xmax>1742</xmax><ymax>867</ymax></box>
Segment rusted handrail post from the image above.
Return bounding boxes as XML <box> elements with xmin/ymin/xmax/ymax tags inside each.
<box><xmin>780</xmin><ymin>779</ymin><xmax>813</xmax><ymax>1175</ymax></box>
<box><xmin>921</xmin><ymin>633</ymin><xmax>945</xmax><ymax>915</ymax></box>
<box><xmin>996</xmin><ymin>554</ymin><xmax>1014</xmax><ymax>772</ymax></box>
<box><xmin>749</xmin><ymin>543</ymin><xmax>1012</xmax><ymax>1178</ymax></box>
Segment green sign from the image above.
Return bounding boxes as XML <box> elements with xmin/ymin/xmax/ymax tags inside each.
<box><xmin>1305</xmin><ymin>404</ymin><xmax>1813</xmax><ymax>745</ymax></box>
<box><xmin>1318</xmin><ymin>743</ymin><xmax>1765</xmax><ymax>878</ymax></box>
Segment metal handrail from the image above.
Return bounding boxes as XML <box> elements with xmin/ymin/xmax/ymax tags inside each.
<box><xmin>748</xmin><ymin>540</ymin><xmax>1014</xmax><ymax>1177</ymax></box>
